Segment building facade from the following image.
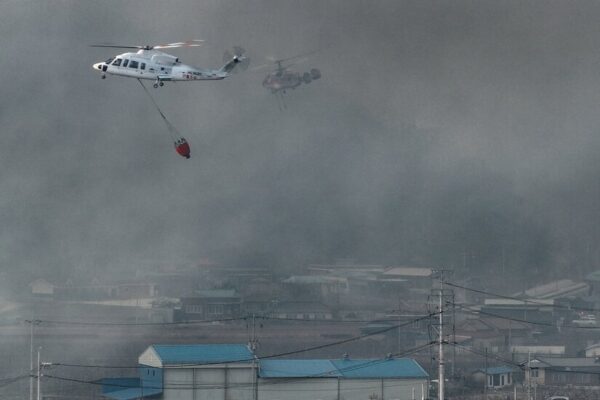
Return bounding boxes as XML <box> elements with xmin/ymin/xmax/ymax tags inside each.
<box><xmin>101</xmin><ymin>344</ymin><xmax>429</xmax><ymax>400</ymax></box>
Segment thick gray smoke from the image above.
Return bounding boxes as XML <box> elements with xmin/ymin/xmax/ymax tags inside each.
<box><xmin>1</xmin><ymin>0</ymin><xmax>600</xmax><ymax>291</ymax></box>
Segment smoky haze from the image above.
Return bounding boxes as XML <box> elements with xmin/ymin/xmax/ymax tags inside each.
<box><xmin>1</xmin><ymin>0</ymin><xmax>600</xmax><ymax>291</ymax></box>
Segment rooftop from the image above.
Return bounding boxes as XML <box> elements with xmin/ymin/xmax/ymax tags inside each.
<box><xmin>259</xmin><ymin>358</ymin><xmax>428</xmax><ymax>379</ymax></box>
<box><xmin>475</xmin><ymin>366</ymin><xmax>516</xmax><ymax>375</ymax></box>
<box><xmin>144</xmin><ymin>344</ymin><xmax>254</xmax><ymax>365</ymax></box>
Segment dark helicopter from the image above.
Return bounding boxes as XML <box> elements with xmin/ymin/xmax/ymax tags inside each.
<box><xmin>255</xmin><ymin>52</ymin><xmax>321</xmax><ymax>109</ymax></box>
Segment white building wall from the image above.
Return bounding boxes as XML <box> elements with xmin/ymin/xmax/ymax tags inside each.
<box><xmin>163</xmin><ymin>368</ymin><xmax>194</xmax><ymax>400</ymax></box>
<box><xmin>257</xmin><ymin>378</ymin><xmax>427</xmax><ymax>400</ymax></box>
<box><xmin>227</xmin><ymin>367</ymin><xmax>256</xmax><ymax>400</ymax></box>
<box><xmin>340</xmin><ymin>379</ymin><xmax>382</xmax><ymax>400</ymax></box>
<box><xmin>159</xmin><ymin>366</ymin><xmax>426</xmax><ymax>400</ymax></box>
<box><xmin>258</xmin><ymin>378</ymin><xmax>338</xmax><ymax>400</ymax></box>
<box><xmin>383</xmin><ymin>379</ymin><xmax>426</xmax><ymax>400</ymax></box>
<box><xmin>162</xmin><ymin>365</ymin><xmax>256</xmax><ymax>400</ymax></box>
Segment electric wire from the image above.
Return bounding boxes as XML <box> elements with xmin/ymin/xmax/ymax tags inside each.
<box><xmin>455</xmin><ymin>303</ymin><xmax>600</xmax><ymax>330</ymax></box>
<box><xmin>446</xmin><ymin>281</ymin><xmax>598</xmax><ymax>313</ymax></box>
<box><xmin>42</xmin><ymin>342</ymin><xmax>435</xmax><ymax>391</ymax></box>
<box><xmin>49</xmin><ymin>312</ymin><xmax>439</xmax><ymax>370</ymax></box>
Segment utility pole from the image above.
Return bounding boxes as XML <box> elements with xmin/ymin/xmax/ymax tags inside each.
<box><xmin>526</xmin><ymin>351</ymin><xmax>531</xmax><ymax>400</ymax></box>
<box><xmin>25</xmin><ymin>319</ymin><xmax>41</xmax><ymax>400</ymax></box>
<box><xmin>438</xmin><ymin>278</ymin><xmax>444</xmax><ymax>400</ymax></box>
<box><xmin>248</xmin><ymin>314</ymin><xmax>259</xmax><ymax>352</ymax></box>
<box><xmin>430</xmin><ymin>269</ymin><xmax>453</xmax><ymax>400</ymax></box>
<box><xmin>36</xmin><ymin>347</ymin><xmax>51</xmax><ymax>400</ymax></box>
<box><xmin>484</xmin><ymin>347</ymin><xmax>488</xmax><ymax>400</ymax></box>
<box><xmin>36</xmin><ymin>347</ymin><xmax>41</xmax><ymax>400</ymax></box>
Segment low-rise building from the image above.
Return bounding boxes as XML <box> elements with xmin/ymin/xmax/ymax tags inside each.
<box><xmin>101</xmin><ymin>343</ymin><xmax>429</xmax><ymax>400</ymax></box>
<box><xmin>472</xmin><ymin>366</ymin><xmax>516</xmax><ymax>389</ymax></box>
<box><xmin>177</xmin><ymin>290</ymin><xmax>242</xmax><ymax>321</ymax></box>
<box><xmin>527</xmin><ymin>357</ymin><xmax>600</xmax><ymax>387</ymax></box>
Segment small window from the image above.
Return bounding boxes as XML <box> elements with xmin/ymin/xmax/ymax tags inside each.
<box><xmin>160</xmin><ymin>67</ymin><xmax>165</xmax><ymax>71</ymax></box>
<box><xmin>129</xmin><ymin>60</ymin><xmax>139</xmax><ymax>69</ymax></box>
<box><xmin>122</xmin><ymin>59</ymin><xmax>129</xmax><ymax>67</ymax></box>
<box><xmin>140</xmin><ymin>63</ymin><xmax>146</xmax><ymax>70</ymax></box>
<box><xmin>112</xmin><ymin>58</ymin><xmax>122</xmax><ymax>66</ymax></box>
<box><xmin>531</xmin><ymin>369</ymin><xmax>539</xmax><ymax>378</ymax></box>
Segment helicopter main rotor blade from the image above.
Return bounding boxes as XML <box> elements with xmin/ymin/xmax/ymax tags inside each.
<box><xmin>153</xmin><ymin>40</ymin><xmax>204</xmax><ymax>49</ymax></box>
<box><xmin>90</xmin><ymin>40</ymin><xmax>204</xmax><ymax>51</ymax></box>
<box><xmin>269</xmin><ymin>50</ymin><xmax>318</xmax><ymax>65</ymax></box>
<box><xmin>90</xmin><ymin>44</ymin><xmax>143</xmax><ymax>49</ymax></box>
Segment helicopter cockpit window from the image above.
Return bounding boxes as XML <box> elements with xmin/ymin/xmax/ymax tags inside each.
<box><xmin>105</xmin><ymin>58</ymin><xmax>114</xmax><ymax>64</ymax></box>
<box><xmin>122</xmin><ymin>59</ymin><xmax>129</xmax><ymax>68</ymax></box>
<box><xmin>112</xmin><ymin>58</ymin><xmax>122</xmax><ymax>66</ymax></box>
<box><xmin>129</xmin><ymin>60</ymin><xmax>139</xmax><ymax>69</ymax></box>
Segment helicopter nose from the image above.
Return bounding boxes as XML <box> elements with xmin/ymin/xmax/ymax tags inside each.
<box><xmin>93</xmin><ymin>62</ymin><xmax>103</xmax><ymax>71</ymax></box>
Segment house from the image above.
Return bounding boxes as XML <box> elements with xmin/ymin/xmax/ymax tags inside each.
<box><xmin>472</xmin><ymin>366</ymin><xmax>516</xmax><ymax>389</ymax></box>
<box><xmin>481</xmin><ymin>299</ymin><xmax>556</xmax><ymax>328</ymax></box>
<box><xmin>585</xmin><ymin>343</ymin><xmax>600</xmax><ymax>357</ymax></box>
<box><xmin>282</xmin><ymin>275</ymin><xmax>348</xmax><ymax>303</ymax></box>
<box><xmin>101</xmin><ymin>343</ymin><xmax>429</xmax><ymax>400</ymax></box>
<box><xmin>177</xmin><ymin>289</ymin><xmax>242</xmax><ymax>321</ymax></box>
<box><xmin>29</xmin><ymin>279</ymin><xmax>55</xmax><ymax>297</ymax></box>
<box><xmin>272</xmin><ymin>301</ymin><xmax>333</xmax><ymax>320</ymax></box>
<box><xmin>510</xmin><ymin>345</ymin><xmax>565</xmax><ymax>357</ymax></box>
<box><xmin>513</xmin><ymin>280</ymin><xmax>589</xmax><ymax>300</ymax></box>
<box><xmin>527</xmin><ymin>357</ymin><xmax>600</xmax><ymax>387</ymax></box>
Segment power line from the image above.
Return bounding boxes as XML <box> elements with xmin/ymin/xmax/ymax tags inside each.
<box><xmin>0</xmin><ymin>374</ymin><xmax>30</xmax><ymax>389</ymax></box>
<box><xmin>42</xmin><ymin>342</ymin><xmax>436</xmax><ymax>391</ymax></box>
<box><xmin>22</xmin><ymin>312</ymin><xmax>430</xmax><ymax>327</ymax></box>
<box><xmin>50</xmin><ymin>313</ymin><xmax>439</xmax><ymax>370</ymax></box>
<box><xmin>456</xmin><ymin>303</ymin><xmax>600</xmax><ymax>330</ymax></box>
<box><xmin>446</xmin><ymin>281</ymin><xmax>598</xmax><ymax>313</ymax></box>
<box><xmin>22</xmin><ymin>316</ymin><xmax>247</xmax><ymax>327</ymax></box>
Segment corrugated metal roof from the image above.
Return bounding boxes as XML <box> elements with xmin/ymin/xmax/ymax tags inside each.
<box><xmin>259</xmin><ymin>360</ymin><xmax>338</xmax><ymax>378</ymax></box>
<box><xmin>259</xmin><ymin>358</ymin><xmax>428</xmax><ymax>379</ymax></box>
<box><xmin>332</xmin><ymin>358</ymin><xmax>429</xmax><ymax>378</ymax></box>
<box><xmin>151</xmin><ymin>344</ymin><xmax>253</xmax><ymax>365</ymax></box>
<box><xmin>101</xmin><ymin>378</ymin><xmax>162</xmax><ymax>400</ymax></box>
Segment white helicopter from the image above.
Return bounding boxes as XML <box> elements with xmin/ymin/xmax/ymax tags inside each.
<box><xmin>91</xmin><ymin>41</ymin><xmax>249</xmax><ymax>88</ymax></box>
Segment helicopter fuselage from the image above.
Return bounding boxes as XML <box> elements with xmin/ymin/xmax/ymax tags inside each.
<box><xmin>262</xmin><ymin>70</ymin><xmax>303</xmax><ymax>93</ymax></box>
<box><xmin>93</xmin><ymin>49</ymin><xmax>229</xmax><ymax>83</ymax></box>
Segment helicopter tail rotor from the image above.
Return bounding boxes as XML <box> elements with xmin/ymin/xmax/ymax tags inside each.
<box><xmin>222</xmin><ymin>46</ymin><xmax>250</xmax><ymax>74</ymax></box>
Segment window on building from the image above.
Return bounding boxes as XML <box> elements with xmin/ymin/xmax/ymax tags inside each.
<box><xmin>531</xmin><ymin>369</ymin><xmax>539</xmax><ymax>378</ymax></box>
<box><xmin>129</xmin><ymin>60</ymin><xmax>139</xmax><ymax>69</ymax></box>
<box><xmin>122</xmin><ymin>59</ymin><xmax>129</xmax><ymax>67</ymax></box>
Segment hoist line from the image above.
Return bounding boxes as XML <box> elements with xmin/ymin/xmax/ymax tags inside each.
<box><xmin>137</xmin><ymin>79</ymin><xmax>178</xmax><ymax>141</ymax></box>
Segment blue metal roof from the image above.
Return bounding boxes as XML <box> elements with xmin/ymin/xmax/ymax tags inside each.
<box><xmin>100</xmin><ymin>378</ymin><xmax>162</xmax><ymax>400</ymax></box>
<box><xmin>259</xmin><ymin>358</ymin><xmax>428</xmax><ymax>379</ymax></box>
<box><xmin>152</xmin><ymin>344</ymin><xmax>254</xmax><ymax>365</ymax></box>
<box><xmin>332</xmin><ymin>358</ymin><xmax>429</xmax><ymax>379</ymax></box>
<box><xmin>259</xmin><ymin>360</ymin><xmax>338</xmax><ymax>378</ymax></box>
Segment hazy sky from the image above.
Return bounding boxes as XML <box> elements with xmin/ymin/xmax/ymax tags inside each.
<box><xmin>1</xmin><ymin>0</ymin><xmax>600</xmax><ymax>288</ymax></box>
